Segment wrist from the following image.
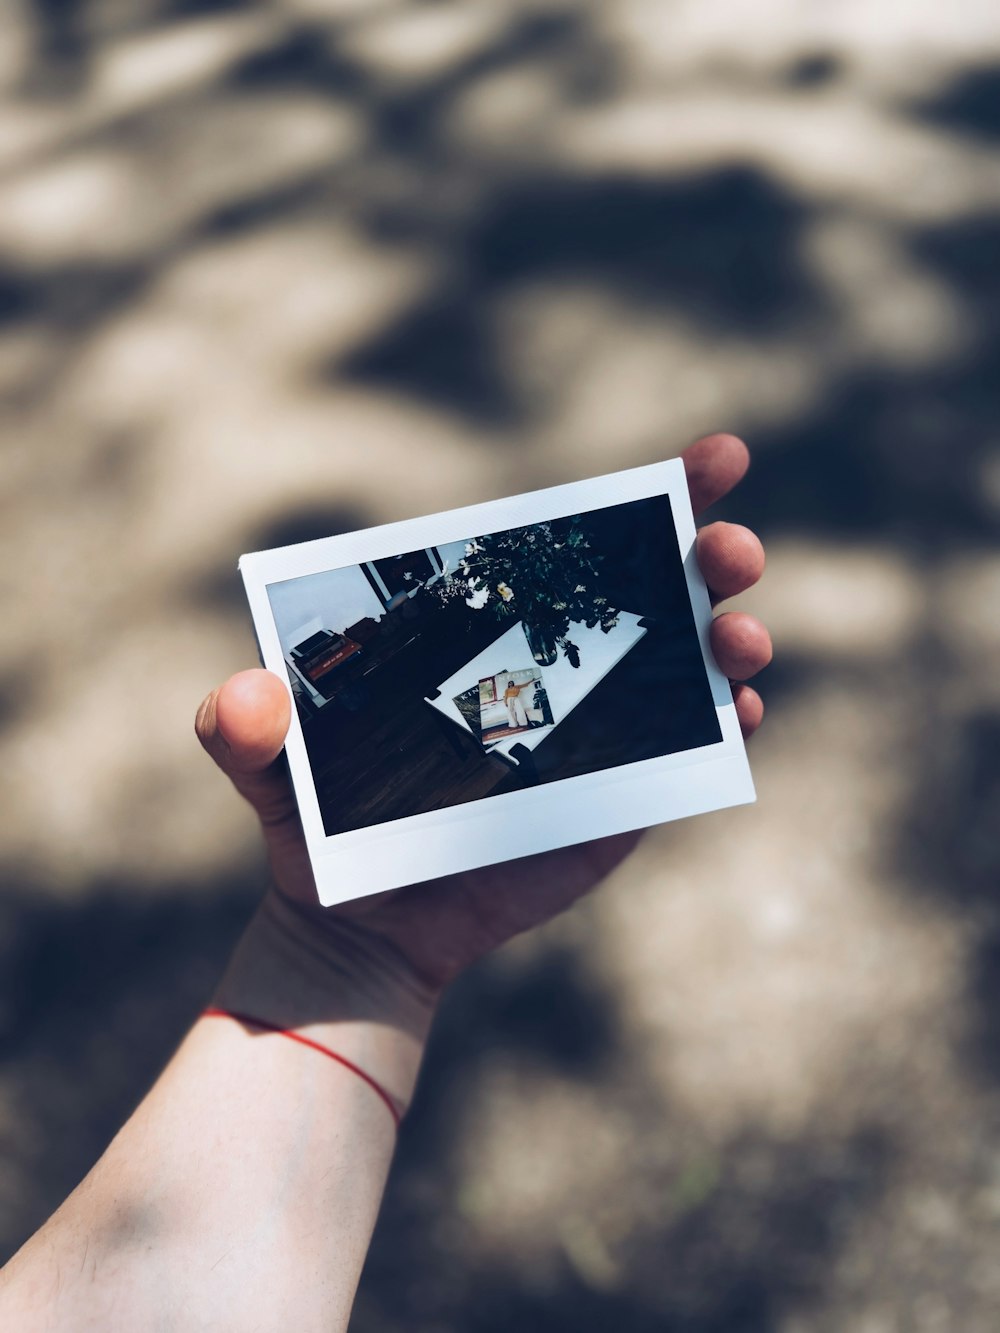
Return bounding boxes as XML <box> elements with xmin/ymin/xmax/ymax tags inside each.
<box><xmin>213</xmin><ymin>889</ymin><xmax>439</xmax><ymax>1117</ymax></box>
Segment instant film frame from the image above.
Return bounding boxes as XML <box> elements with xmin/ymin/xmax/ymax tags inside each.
<box><xmin>239</xmin><ymin>459</ymin><xmax>755</xmax><ymax>906</ymax></box>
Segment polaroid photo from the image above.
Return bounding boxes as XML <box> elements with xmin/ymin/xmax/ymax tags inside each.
<box><xmin>239</xmin><ymin>459</ymin><xmax>755</xmax><ymax>906</ymax></box>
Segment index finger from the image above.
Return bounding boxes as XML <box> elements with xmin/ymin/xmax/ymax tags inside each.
<box><xmin>682</xmin><ymin>434</ymin><xmax>750</xmax><ymax>517</ymax></box>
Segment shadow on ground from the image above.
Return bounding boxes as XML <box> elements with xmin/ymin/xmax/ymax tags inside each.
<box><xmin>0</xmin><ymin>874</ymin><xmax>261</xmax><ymax>1255</ymax></box>
<box><xmin>361</xmin><ymin>965</ymin><xmax>893</xmax><ymax>1333</ymax></box>
<box><xmin>340</xmin><ymin>167</ymin><xmax>819</xmax><ymax>425</ymax></box>
<box><xmin>0</xmin><ymin>871</ymin><xmax>894</xmax><ymax>1333</ymax></box>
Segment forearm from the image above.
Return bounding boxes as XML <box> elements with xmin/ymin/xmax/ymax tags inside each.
<box><xmin>0</xmin><ymin>892</ymin><xmax>438</xmax><ymax>1332</ymax></box>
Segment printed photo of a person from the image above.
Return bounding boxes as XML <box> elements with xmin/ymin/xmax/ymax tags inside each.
<box><xmin>479</xmin><ymin>667</ymin><xmax>554</xmax><ymax>746</ymax></box>
<box><xmin>504</xmin><ymin>676</ymin><xmax>530</xmax><ymax>728</ymax></box>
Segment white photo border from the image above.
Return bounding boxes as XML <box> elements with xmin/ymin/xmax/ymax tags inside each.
<box><xmin>239</xmin><ymin>458</ymin><xmax>755</xmax><ymax>906</ymax></box>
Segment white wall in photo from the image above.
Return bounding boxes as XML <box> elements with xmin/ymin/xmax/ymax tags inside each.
<box><xmin>268</xmin><ymin>566</ymin><xmax>385</xmax><ymax>655</ymax></box>
<box><xmin>435</xmin><ymin>539</ymin><xmax>469</xmax><ymax>577</ymax></box>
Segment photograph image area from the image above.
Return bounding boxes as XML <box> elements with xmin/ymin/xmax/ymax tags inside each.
<box><xmin>266</xmin><ymin>494</ymin><xmax>722</xmax><ymax>837</ymax></box>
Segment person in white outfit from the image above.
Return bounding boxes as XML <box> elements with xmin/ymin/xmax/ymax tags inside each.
<box><xmin>503</xmin><ymin>676</ymin><xmax>529</xmax><ymax>727</ymax></box>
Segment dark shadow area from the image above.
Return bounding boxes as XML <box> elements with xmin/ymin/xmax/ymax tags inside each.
<box><xmin>0</xmin><ymin>269</ymin><xmax>39</xmax><ymax>328</ymax></box>
<box><xmin>912</xmin><ymin>212</ymin><xmax>1000</xmax><ymax>337</ymax></box>
<box><xmin>969</xmin><ymin>922</ymin><xmax>1000</xmax><ymax>1087</ymax></box>
<box><xmin>0</xmin><ymin>669</ymin><xmax>29</xmax><ymax>731</ymax></box>
<box><xmin>345</xmin><ymin>289</ymin><xmax>512</xmax><ymax>423</ymax></box>
<box><xmin>0</xmin><ymin>869</ymin><xmax>621</xmax><ymax>1266</ymax></box>
<box><xmin>913</xmin><ymin>64</ymin><xmax>1000</xmax><ymax>143</ymax></box>
<box><xmin>226</xmin><ymin>7</ymin><xmax>594</xmax><ymax>155</ymax></box>
<box><xmin>245</xmin><ymin>503</ymin><xmax>374</xmax><ymax>554</ymax></box>
<box><xmin>0</xmin><ymin>881</ymin><xmax>254</xmax><ymax>1062</ymax></box>
<box><xmin>164</xmin><ymin>0</ymin><xmax>246</xmax><ymax>18</ymax></box>
<box><xmin>732</xmin><ymin>361</ymin><xmax>999</xmax><ymax>551</ymax></box>
<box><xmin>230</xmin><ymin>27</ymin><xmax>368</xmax><ymax>98</ymax></box>
<box><xmin>202</xmin><ymin>171</ymin><xmax>335</xmax><ymax>240</ymax></box>
<box><xmin>365</xmin><ymin>954</ymin><xmax>893</xmax><ymax>1333</ymax></box>
<box><xmin>20</xmin><ymin>0</ymin><xmax>245</xmax><ymax>99</ymax></box>
<box><xmin>897</xmin><ymin>709</ymin><xmax>1000</xmax><ymax>914</ymax></box>
<box><xmin>0</xmin><ymin>871</ymin><xmax>263</xmax><ymax>1261</ymax></box>
<box><xmin>21</xmin><ymin>0</ymin><xmax>90</xmax><ymax>97</ymax></box>
<box><xmin>893</xmin><ymin>707</ymin><xmax>1000</xmax><ymax>1088</ymax></box>
<box><xmin>411</xmin><ymin>942</ymin><xmax>626</xmax><ymax>1128</ymax></box>
<box><xmin>382</xmin><ymin>169</ymin><xmax>813</xmax><ymax>317</ymax></box>
<box><xmin>0</xmin><ymin>260</ymin><xmax>150</xmax><ymax>333</ymax></box>
<box><xmin>0</xmin><ymin>860</ymin><xmax>897</xmax><ymax>1332</ymax></box>
<box><xmin>783</xmin><ymin>53</ymin><xmax>843</xmax><ymax>88</ymax></box>
<box><xmin>736</xmin><ymin>190</ymin><xmax>1000</xmax><ymax>1086</ymax></box>
<box><xmin>367</xmin><ymin>10</ymin><xmax>585</xmax><ymax>154</ymax></box>
<box><xmin>194</xmin><ymin>504</ymin><xmax>376</xmax><ymax>617</ymax></box>
<box><xmin>342</xmin><ymin>168</ymin><xmax>818</xmax><ymax>423</ymax></box>
<box><xmin>360</xmin><ymin>1052</ymin><xmax>893</xmax><ymax>1333</ymax></box>
<box><xmin>733</xmin><ymin>202</ymin><xmax>1000</xmax><ymax>552</ymax></box>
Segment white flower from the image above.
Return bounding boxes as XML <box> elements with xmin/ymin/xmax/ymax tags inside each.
<box><xmin>467</xmin><ymin>576</ymin><xmax>480</xmax><ymax>588</ymax></box>
<box><xmin>403</xmin><ymin>572</ymin><xmax>412</xmax><ymax>581</ymax></box>
<box><xmin>574</xmin><ymin>584</ymin><xmax>586</xmax><ymax>593</ymax></box>
<box><xmin>465</xmin><ymin>586</ymin><xmax>490</xmax><ymax>610</ymax></box>
<box><xmin>465</xmin><ymin>539</ymin><xmax>483</xmax><ymax>555</ymax></box>
<box><xmin>497</xmin><ymin>582</ymin><xmax>513</xmax><ymax>602</ymax></box>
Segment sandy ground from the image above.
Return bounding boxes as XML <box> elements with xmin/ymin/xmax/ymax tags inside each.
<box><xmin>2</xmin><ymin>2</ymin><xmax>1000</xmax><ymax>1328</ymax></box>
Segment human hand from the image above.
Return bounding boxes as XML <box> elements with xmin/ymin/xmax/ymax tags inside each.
<box><xmin>197</xmin><ymin>434</ymin><xmax>771</xmax><ymax>998</ymax></box>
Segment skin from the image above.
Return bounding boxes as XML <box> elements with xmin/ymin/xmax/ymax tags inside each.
<box><xmin>0</xmin><ymin>433</ymin><xmax>771</xmax><ymax>1332</ymax></box>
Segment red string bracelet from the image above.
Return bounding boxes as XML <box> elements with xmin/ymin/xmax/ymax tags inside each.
<box><xmin>201</xmin><ymin>1006</ymin><xmax>401</xmax><ymax>1131</ymax></box>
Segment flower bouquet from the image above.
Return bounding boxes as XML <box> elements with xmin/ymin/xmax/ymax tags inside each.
<box><xmin>410</xmin><ymin>517</ymin><xmax>620</xmax><ymax>667</ymax></box>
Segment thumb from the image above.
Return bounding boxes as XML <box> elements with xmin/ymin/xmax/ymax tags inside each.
<box><xmin>195</xmin><ymin>669</ymin><xmax>297</xmax><ymax>826</ymax></box>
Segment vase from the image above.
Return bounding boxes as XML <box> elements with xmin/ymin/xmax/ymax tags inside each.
<box><xmin>522</xmin><ymin>619</ymin><xmax>559</xmax><ymax>666</ymax></box>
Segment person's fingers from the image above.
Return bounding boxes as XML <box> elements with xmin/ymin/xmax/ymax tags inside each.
<box><xmin>682</xmin><ymin>433</ymin><xmax>750</xmax><ymax>517</ymax></box>
<box><xmin>732</xmin><ymin>684</ymin><xmax>764</xmax><ymax>738</ymax></box>
<box><xmin>710</xmin><ymin>611</ymin><xmax>773</xmax><ymax>681</ymax></box>
<box><xmin>695</xmin><ymin>522</ymin><xmax>765</xmax><ymax>603</ymax></box>
<box><xmin>683</xmin><ymin>436</ymin><xmax>769</xmax><ymax>732</ymax></box>
<box><xmin>195</xmin><ymin>669</ymin><xmax>296</xmax><ymax>825</ymax></box>
<box><xmin>201</xmin><ymin>669</ymin><xmax>290</xmax><ymax>772</ymax></box>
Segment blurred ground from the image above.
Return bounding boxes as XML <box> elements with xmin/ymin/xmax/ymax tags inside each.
<box><xmin>2</xmin><ymin>1</ymin><xmax>1000</xmax><ymax>1328</ymax></box>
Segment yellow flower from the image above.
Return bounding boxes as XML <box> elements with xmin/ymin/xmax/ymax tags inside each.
<box><xmin>497</xmin><ymin>582</ymin><xmax>514</xmax><ymax>602</ymax></box>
